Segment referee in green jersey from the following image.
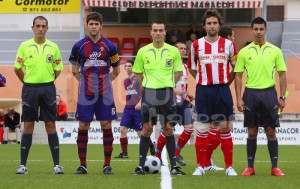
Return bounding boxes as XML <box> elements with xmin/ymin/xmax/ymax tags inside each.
<box><xmin>234</xmin><ymin>17</ymin><xmax>287</xmax><ymax>176</ymax></box>
<box><xmin>14</xmin><ymin>16</ymin><xmax>64</xmax><ymax>174</ymax></box>
<box><xmin>132</xmin><ymin>21</ymin><xmax>184</xmax><ymax>175</ymax></box>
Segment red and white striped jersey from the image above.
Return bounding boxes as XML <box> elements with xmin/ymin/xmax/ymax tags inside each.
<box><xmin>175</xmin><ymin>63</ymin><xmax>189</xmax><ymax>103</ymax></box>
<box><xmin>187</xmin><ymin>37</ymin><xmax>237</xmax><ymax>85</ymax></box>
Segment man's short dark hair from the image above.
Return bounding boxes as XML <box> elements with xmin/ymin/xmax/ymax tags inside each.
<box><xmin>219</xmin><ymin>26</ymin><xmax>232</xmax><ymax>38</ymax></box>
<box><xmin>251</xmin><ymin>17</ymin><xmax>267</xmax><ymax>29</ymax></box>
<box><xmin>126</xmin><ymin>60</ymin><xmax>134</xmax><ymax>66</ymax></box>
<box><xmin>33</xmin><ymin>16</ymin><xmax>48</xmax><ymax>26</ymax></box>
<box><xmin>86</xmin><ymin>12</ymin><xmax>103</xmax><ymax>25</ymax></box>
<box><xmin>151</xmin><ymin>21</ymin><xmax>166</xmax><ymax>30</ymax></box>
<box><xmin>202</xmin><ymin>9</ymin><xmax>223</xmax><ymax>27</ymax></box>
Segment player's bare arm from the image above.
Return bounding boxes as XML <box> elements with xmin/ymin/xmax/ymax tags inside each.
<box><xmin>188</xmin><ymin>69</ymin><xmax>197</xmax><ymax>79</ymax></box>
<box><xmin>278</xmin><ymin>71</ymin><xmax>287</xmax><ymax>112</ymax></box>
<box><xmin>54</xmin><ymin>71</ymin><xmax>61</xmax><ymax>80</ymax></box>
<box><xmin>134</xmin><ymin>72</ymin><xmax>144</xmax><ymax>84</ymax></box>
<box><xmin>110</xmin><ymin>65</ymin><xmax>120</xmax><ymax>81</ymax></box>
<box><xmin>71</xmin><ymin>64</ymin><xmax>81</xmax><ymax>81</ymax></box>
<box><xmin>14</xmin><ymin>68</ymin><xmax>24</xmax><ymax>83</ymax></box>
<box><xmin>174</xmin><ymin>71</ymin><xmax>183</xmax><ymax>83</ymax></box>
<box><xmin>234</xmin><ymin>72</ymin><xmax>244</xmax><ymax>112</ymax></box>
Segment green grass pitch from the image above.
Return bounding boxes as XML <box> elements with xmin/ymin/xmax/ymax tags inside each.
<box><xmin>1</xmin><ymin>144</ymin><xmax>300</xmax><ymax>189</ymax></box>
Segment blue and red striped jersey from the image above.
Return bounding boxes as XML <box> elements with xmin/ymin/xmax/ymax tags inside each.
<box><xmin>69</xmin><ymin>36</ymin><xmax>120</xmax><ymax>96</ymax></box>
<box><xmin>124</xmin><ymin>74</ymin><xmax>143</xmax><ymax>108</ymax></box>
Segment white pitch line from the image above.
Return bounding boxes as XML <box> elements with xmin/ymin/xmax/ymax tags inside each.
<box><xmin>160</xmin><ymin>147</ymin><xmax>172</xmax><ymax>189</ymax></box>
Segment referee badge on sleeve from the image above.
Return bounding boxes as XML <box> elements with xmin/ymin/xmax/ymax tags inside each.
<box><xmin>166</xmin><ymin>59</ymin><xmax>172</xmax><ymax>67</ymax></box>
<box><xmin>47</xmin><ymin>54</ymin><xmax>53</xmax><ymax>63</ymax></box>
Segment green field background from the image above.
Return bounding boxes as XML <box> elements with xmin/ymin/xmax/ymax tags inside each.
<box><xmin>1</xmin><ymin>144</ymin><xmax>300</xmax><ymax>189</ymax></box>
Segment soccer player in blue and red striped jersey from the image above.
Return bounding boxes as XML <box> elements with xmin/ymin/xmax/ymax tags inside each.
<box><xmin>69</xmin><ymin>12</ymin><xmax>120</xmax><ymax>175</ymax></box>
<box><xmin>115</xmin><ymin>60</ymin><xmax>155</xmax><ymax>158</ymax></box>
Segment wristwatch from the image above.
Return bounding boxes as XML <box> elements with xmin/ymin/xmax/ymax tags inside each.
<box><xmin>280</xmin><ymin>96</ymin><xmax>286</xmax><ymax>101</ymax></box>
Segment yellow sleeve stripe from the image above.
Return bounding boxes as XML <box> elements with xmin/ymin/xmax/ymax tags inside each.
<box><xmin>110</xmin><ymin>54</ymin><xmax>120</xmax><ymax>63</ymax></box>
<box><xmin>230</xmin><ymin>54</ymin><xmax>237</xmax><ymax>62</ymax></box>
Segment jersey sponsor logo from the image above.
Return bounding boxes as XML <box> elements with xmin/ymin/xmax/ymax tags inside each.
<box><xmin>84</xmin><ymin>60</ymin><xmax>107</xmax><ymax>66</ymax></box>
<box><xmin>166</xmin><ymin>59</ymin><xmax>172</xmax><ymax>67</ymax></box>
<box><xmin>200</xmin><ymin>54</ymin><xmax>226</xmax><ymax>62</ymax></box>
<box><xmin>89</xmin><ymin>51</ymin><xmax>101</xmax><ymax>60</ymax></box>
<box><xmin>126</xmin><ymin>89</ymin><xmax>138</xmax><ymax>95</ymax></box>
<box><xmin>46</xmin><ymin>54</ymin><xmax>53</xmax><ymax>63</ymax></box>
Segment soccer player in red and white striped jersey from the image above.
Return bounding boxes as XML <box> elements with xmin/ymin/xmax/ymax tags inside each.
<box><xmin>187</xmin><ymin>9</ymin><xmax>237</xmax><ymax>176</ymax></box>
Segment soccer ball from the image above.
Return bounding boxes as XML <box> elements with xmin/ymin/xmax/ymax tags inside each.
<box><xmin>144</xmin><ymin>155</ymin><xmax>161</xmax><ymax>174</ymax></box>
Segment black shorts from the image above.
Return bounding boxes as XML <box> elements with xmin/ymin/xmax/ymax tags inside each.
<box><xmin>141</xmin><ymin>88</ymin><xmax>177</xmax><ymax>127</ymax></box>
<box><xmin>21</xmin><ymin>82</ymin><xmax>57</xmax><ymax>122</ymax></box>
<box><xmin>243</xmin><ymin>87</ymin><xmax>279</xmax><ymax>128</ymax></box>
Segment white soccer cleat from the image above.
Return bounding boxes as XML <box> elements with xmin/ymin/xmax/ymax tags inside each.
<box><xmin>53</xmin><ymin>165</ymin><xmax>64</xmax><ymax>174</ymax></box>
<box><xmin>226</xmin><ymin>166</ymin><xmax>238</xmax><ymax>176</ymax></box>
<box><xmin>192</xmin><ymin>166</ymin><xmax>205</xmax><ymax>176</ymax></box>
<box><xmin>16</xmin><ymin>165</ymin><xmax>28</xmax><ymax>174</ymax></box>
<box><xmin>204</xmin><ymin>164</ymin><xmax>224</xmax><ymax>171</ymax></box>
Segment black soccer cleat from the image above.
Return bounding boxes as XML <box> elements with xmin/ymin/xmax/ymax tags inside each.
<box><xmin>114</xmin><ymin>152</ymin><xmax>128</xmax><ymax>158</ymax></box>
<box><xmin>132</xmin><ymin>166</ymin><xmax>145</xmax><ymax>175</ymax></box>
<box><xmin>171</xmin><ymin>166</ymin><xmax>185</xmax><ymax>175</ymax></box>
<box><xmin>103</xmin><ymin>166</ymin><xmax>113</xmax><ymax>175</ymax></box>
<box><xmin>74</xmin><ymin>166</ymin><xmax>87</xmax><ymax>174</ymax></box>
<box><xmin>176</xmin><ymin>155</ymin><xmax>186</xmax><ymax>166</ymax></box>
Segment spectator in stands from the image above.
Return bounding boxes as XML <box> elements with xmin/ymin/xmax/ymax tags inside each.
<box><xmin>0</xmin><ymin>109</ymin><xmax>5</xmax><ymax>144</ymax></box>
<box><xmin>186</xmin><ymin>23</ymin><xmax>202</xmax><ymax>40</ymax></box>
<box><xmin>14</xmin><ymin>15</ymin><xmax>64</xmax><ymax>174</ymax></box>
<box><xmin>169</xmin><ymin>34</ymin><xmax>180</xmax><ymax>46</ymax></box>
<box><xmin>3</xmin><ymin>108</ymin><xmax>21</xmax><ymax>144</ymax></box>
<box><xmin>0</xmin><ymin>73</ymin><xmax>6</xmax><ymax>87</ymax></box>
<box><xmin>166</xmin><ymin>24</ymin><xmax>183</xmax><ymax>44</ymax></box>
<box><xmin>56</xmin><ymin>95</ymin><xmax>68</xmax><ymax>121</ymax></box>
<box><xmin>185</xmin><ymin>32</ymin><xmax>197</xmax><ymax>54</ymax></box>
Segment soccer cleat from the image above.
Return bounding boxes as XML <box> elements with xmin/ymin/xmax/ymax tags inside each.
<box><xmin>74</xmin><ymin>166</ymin><xmax>87</xmax><ymax>174</ymax></box>
<box><xmin>192</xmin><ymin>166</ymin><xmax>205</xmax><ymax>176</ymax></box>
<box><xmin>16</xmin><ymin>165</ymin><xmax>28</xmax><ymax>174</ymax></box>
<box><xmin>132</xmin><ymin>166</ymin><xmax>145</xmax><ymax>175</ymax></box>
<box><xmin>271</xmin><ymin>167</ymin><xmax>285</xmax><ymax>176</ymax></box>
<box><xmin>53</xmin><ymin>165</ymin><xmax>64</xmax><ymax>174</ymax></box>
<box><xmin>176</xmin><ymin>155</ymin><xmax>186</xmax><ymax>166</ymax></box>
<box><xmin>170</xmin><ymin>166</ymin><xmax>185</xmax><ymax>175</ymax></box>
<box><xmin>241</xmin><ymin>167</ymin><xmax>255</xmax><ymax>176</ymax></box>
<box><xmin>204</xmin><ymin>164</ymin><xmax>224</xmax><ymax>171</ymax></box>
<box><xmin>150</xmin><ymin>145</ymin><xmax>156</xmax><ymax>156</ymax></box>
<box><xmin>226</xmin><ymin>166</ymin><xmax>238</xmax><ymax>176</ymax></box>
<box><xmin>103</xmin><ymin>166</ymin><xmax>113</xmax><ymax>175</ymax></box>
<box><xmin>2</xmin><ymin>141</ymin><xmax>7</xmax><ymax>144</ymax></box>
<box><xmin>114</xmin><ymin>152</ymin><xmax>128</xmax><ymax>158</ymax></box>
<box><xmin>160</xmin><ymin>159</ymin><xmax>165</xmax><ymax>166</ymax></box>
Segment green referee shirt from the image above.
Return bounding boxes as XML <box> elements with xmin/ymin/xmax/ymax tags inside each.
<box><xmin>234</xmin><ymin>41</ymin><xmax>287</xmax><ymax>89</ymax></box>
<box><xmin>14</xmin><ymin>38</ymin><xmax>64</xmax><ymax>84</ymax></box>
<box><xmin>133</xmin><ymin>43</ymin><xmax>183</xmax><ymax>89</ymax></box>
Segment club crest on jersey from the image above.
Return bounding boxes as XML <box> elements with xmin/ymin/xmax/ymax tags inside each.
<box><xmin>47</xmin><ymin>54</ymin><xmax>53</xmax><ymax>63</ymax></box>
<box><xmin>55</xmin><ymin>59</ymin><xmax>61</xmax><ymax>65</ymax></box>
<box><xmin>219</xmin><ymin>47</ymin><xmax>224</xmax><ymax>53</ymax></box>
<box><xmin>166</xmin><ymin>59</ymin><xmax>172</xmax><ymax>67</ymax></box>
<box><xmin>17</xmin><ymin>57</ymin><xmax>23</xmax><ymax>63</ymax></box>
